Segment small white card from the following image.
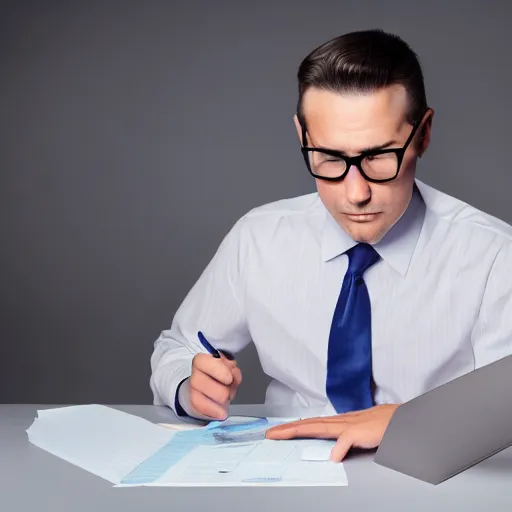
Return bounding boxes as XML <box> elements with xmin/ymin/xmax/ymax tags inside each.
<box><xmin>301</xmin><ymin>441</ymin><xmax>336</xmax><ymax>461</ymax></box>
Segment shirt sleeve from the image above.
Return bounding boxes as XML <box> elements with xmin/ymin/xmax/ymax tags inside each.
<box><xmin>149</xmin><ymin>216</ymin><xmax>253</xmax><ymax>415</ymax></box>
<box><xmin>471</xmin><ymin>240</ymin><xmax>512</xmax><ymax>368</ymax></box>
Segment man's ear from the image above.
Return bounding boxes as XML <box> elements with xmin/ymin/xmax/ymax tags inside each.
<box><xmin>293</xmin><ymin>113</ymin><xmax>304</xmax><ymax>146</ymax></box>
<box><xmin>418</xmin><ymin>108</ymin><xmax>434</xmax><ymax>157</ymax></box>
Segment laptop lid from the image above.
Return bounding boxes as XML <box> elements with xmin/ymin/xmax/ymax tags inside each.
<box><xmin>374</xmin><ymin>354</ymin><xmax>512</xmax><ymax>484</ymax></box>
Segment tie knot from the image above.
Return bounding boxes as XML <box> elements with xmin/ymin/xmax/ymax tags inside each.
<box><xmin>345</xmin><ymin>243</ymin><xmax>380</xmax><ymax>277</ymax></box>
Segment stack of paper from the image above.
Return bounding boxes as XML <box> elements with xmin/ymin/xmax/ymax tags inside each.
<box><xmin>26</xmin><ymin>405</ymin><xmax>174</xmax><ymax>483</ymax></box>
<box><xmin>26</xmin><ymin>405</ymin><xmax>348</xmax><ymax>487</ymax></box>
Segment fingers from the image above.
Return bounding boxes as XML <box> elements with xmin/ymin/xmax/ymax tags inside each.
<box><xmin>265</xmin><ymin>419</ymin><xmax>346</xmax><ymax>440</ymax></box>
<box><xmin>265</xmin><ymin>407</ymin><xmax>394</xmax><ymax>462</ymax></box>
<box><xmin>193</xmin><ymin>353</ymin><xmax>234</xmax><ymax>385</ymax></box>
<box><xmin>219</xmin><ymin>351</ymin><xmax>239</xmax><ymax>372</ymax></box>
<box><xmin>190</xmin><ymin>369</ymin><xmax>233</xmax><ymax>406</ymax></box>
<box><xmin>189</xmin><ymin>389</ymin><xmax>229</xmax><ymax>421</ymax></box>
<box><xmin>229</xmin><ymin>366</ymin><xmax>242</xmax><ymax>401</ymax></box>
<box><xmin>265</xmin><ymin>420</ymin><xmax>354</xmax><ymax>461</ymax></box>
<box><xmin>330</xmin><ymin>433</ymin><xmax>355</xmax><ymax>462</ymax></box>
<box><xmin>231</xmin><ymin>365</ymin><xmax>242</xmax><ymax>386</ymax></box>
<box><xmin>265</xmin><ymin>410</ymin><xmax>370</xmax><ymax>440</ymax></box>
<box><xmin>189</xmin><ymin>370</ymin><xmax>232</xmax><ymax>420</ymax></box>
<box><xmin>190</xmin><ymin>353</ymin><xmax>242</xmax><ymax>420</ymax></box>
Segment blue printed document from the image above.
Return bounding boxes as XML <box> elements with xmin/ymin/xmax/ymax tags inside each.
<box><xmin>26</xmin><ymin>405</ymin><xmax>348</xmax><ymax>487</ymax></box>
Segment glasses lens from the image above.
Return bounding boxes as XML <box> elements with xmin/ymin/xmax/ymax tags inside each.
<box><xmin>307</xmin><ymin>151</ymin><xmax>347</xmax><ymax>178</ymax></box>
<box><xmin>361</xmin><ymin>153</ymin><xmax>399</xmax><ymax>180</ymax></box>
<box><xmin>306</xmin><ymin>150</ymin><xmax>400</xmax><ymax>181</ymax></box>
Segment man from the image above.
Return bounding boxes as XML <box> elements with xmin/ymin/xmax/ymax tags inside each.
<box><xmin>150</xmin><ymin>29</ymin><xmax>512</xmax><ymax>462</ymax></box>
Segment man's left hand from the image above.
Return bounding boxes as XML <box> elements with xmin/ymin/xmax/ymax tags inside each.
<box><xmin>265</xmin><ymin>404</ymin><xmax>400</xmax><ymax>462</ymax></box>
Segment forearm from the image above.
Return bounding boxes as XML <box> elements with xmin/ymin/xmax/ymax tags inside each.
<box><xmin>150</xmin><ymin>216</ymin><xmax>252</xmax><ymax>415</ymax></box>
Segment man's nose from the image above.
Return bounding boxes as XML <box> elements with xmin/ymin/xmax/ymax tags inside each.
<box><xmin>344</xmin><ymin>165</ymin><xmax>371</xmax><ymax>205</ymax></box>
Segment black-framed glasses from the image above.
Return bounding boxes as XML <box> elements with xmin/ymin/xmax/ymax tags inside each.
<box><xmin>299</xmin><ymin>109</ymin><xmax>429</xmax><ymax>183</ymax></box>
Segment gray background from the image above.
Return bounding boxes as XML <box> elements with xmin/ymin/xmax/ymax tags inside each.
<box><xmin>1</xmin><ymin>0</ymin><xmax>511</xmax><ymax>405</ymax></box>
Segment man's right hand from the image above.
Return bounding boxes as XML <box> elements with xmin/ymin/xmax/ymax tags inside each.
<box><xmin>188</xmin><ymin>352</ymin><xmax>242</xmax><ymax>420</ymax></box>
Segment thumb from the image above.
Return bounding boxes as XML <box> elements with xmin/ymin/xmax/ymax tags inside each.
<box><xmin>231</xmin><ymin>365</ymin><xmax>242</xmax><ymax>387</ymax></box>
<box><xmin>229</xmin><ymin>366</ymin><xmax>242</xmax><ymax>401</ymax></box>
<box><xmin>219</xmin><ymin>350</ymin><xmax>237</xmax><ymax>368</ymax></box>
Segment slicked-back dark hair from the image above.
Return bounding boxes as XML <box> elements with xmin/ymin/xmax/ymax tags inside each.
<box><xmin>297</xmin><ymin>29</ymin><xmax>427</xmax><ymax>125</ymax></box>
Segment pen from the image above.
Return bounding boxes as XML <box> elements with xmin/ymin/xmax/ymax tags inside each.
<box><xmin>197</xmin><ymin>331</ymin><xmax>235</xmax><ymax>360</ymax></box>
<box><xmin>197</xmin><ymin>331</ymin><xmax>221</xmax><ymax>358</ymax></box>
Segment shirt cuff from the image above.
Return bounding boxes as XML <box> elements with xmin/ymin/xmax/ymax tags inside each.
<box><xmin>175</xmin><ymin>378</ymin><xmax>190</xmax><ymax>417</ymax></box>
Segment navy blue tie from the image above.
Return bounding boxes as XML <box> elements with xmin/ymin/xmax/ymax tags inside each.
<box><xmin>326</xmin><ymin>243</ymin><xmax>381</xmax><ymax>413</ymax></box>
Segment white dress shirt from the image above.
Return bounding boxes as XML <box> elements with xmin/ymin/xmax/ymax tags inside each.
<box><xmin>150</xmin><ymin>179</ymin><xmax>512</xmax><ymax>417</ymax></box>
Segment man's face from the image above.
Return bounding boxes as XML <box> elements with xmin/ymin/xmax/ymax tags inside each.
<box><xmin>295</xmin><ymin>85</ymin><xmax>432</xmax><ymax>244</ymax></box>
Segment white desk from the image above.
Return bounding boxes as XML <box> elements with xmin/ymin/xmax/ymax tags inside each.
<box><xmin>2</xmin><ymin>404</ymin><xmax>512</xmax><ymax>511</ymax></box>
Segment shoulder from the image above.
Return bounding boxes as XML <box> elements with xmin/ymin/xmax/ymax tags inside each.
<box><xmin>244</xmin><ymin>192</ymin><xmax>321</xmax><ymax>218</ymax></box>
<box><xmin>236</xmin><ymin>192</ymin><xmax>323</xmax><ymax>234</ymax></box>
<box><xmin>219</xmin><ymin>192</ymin><xmax>325</xmax><ymax>258</ymax></box>
<box><xmin>416</xmin><ymin>179</ymin><xmax>512</xmax><ymax>244</ymax></box>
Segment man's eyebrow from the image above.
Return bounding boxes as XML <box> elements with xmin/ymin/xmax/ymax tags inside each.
<box><xmin>358</xmin><ymin>140</ymin><xmax>399</xmax><ymax>153</ymax></box>
<box><xmin>314</xmin><ymin>139</ymin><xmax>399</xmax><ymax>154</ymax></box>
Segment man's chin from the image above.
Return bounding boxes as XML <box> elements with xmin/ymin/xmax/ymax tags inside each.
<box><xmin>343</xmin><ymin>225</ymin><xmax>387</xmax><ymax>245</ymax></box>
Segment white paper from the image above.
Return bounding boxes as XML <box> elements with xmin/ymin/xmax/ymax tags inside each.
<box><xmin>157</xmin><ymin>423</ymin><xmax>204</xmax><ymax>431</ymax></box>
<box><xmin>26</xmin><ymin>406</ymin><xmax>348</xmax><ymax>488</ymax></box>
<box><xmin>26</xmin><ymin>405</ymin><xmax>175</xmax><ymax>484</ymax></box>
<box><xmin>143</xmin><ymin>439</ymin><xmax>347</xmax><ymax>487</ymax></box>
<box><xmin>119</xmin><ymin>418</ymin><xmax>347</xmax><ymax>487</ymax></box>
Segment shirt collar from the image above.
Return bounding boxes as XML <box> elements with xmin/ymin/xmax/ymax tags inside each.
<box><xmin>320</xmin><ymin>182</ymin><xmax>426</xmax><ymax>277</ymax></box>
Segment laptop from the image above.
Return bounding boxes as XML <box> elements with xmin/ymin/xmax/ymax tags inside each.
<box><xmin>374</xmin><ymin>354</ymin><xmax>512</xmax><ymax>484</ymax></box>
